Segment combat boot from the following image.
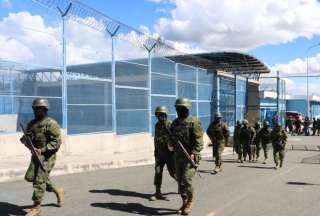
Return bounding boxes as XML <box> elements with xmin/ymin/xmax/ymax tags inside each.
<box><xmin>150</xmin><ymin>186</ymin><xmax>163</xmax><ymax>201</ymax></box>
<box><xmin>213</xmin><ymin>166</ymin><xmax>220</xmax><ymax>173</ymax></box>
<box><xmin>274</xmin><ymin>163</ymin><xmax>279</xmax><ymax>169</ymax></box>
<box><xmin>182</xmin><ymin>196</ymin><xmax>193</xmax><ymax>215</ymax></box>
<box><xmin>263</xmin><ymin>158</ymin><xmax>267</xmax><ymax>164</ymax></box>
<box><xmin>53</xmin><ymin>187</ymin><xmax>64</xmax><ymax>207</ymax></box>
<box><xmin>177</xmin><ymin>198</ymin><xmax>187</xmax><ymax>214</ymax></box>
<box><xmin>26</xmin><ymin>202</ymin><xmax>41</xmax><ymax>216</ymax></box>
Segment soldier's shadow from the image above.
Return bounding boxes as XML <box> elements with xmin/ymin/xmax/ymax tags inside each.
<box><xmin>89</xmin><ymin>189</ymin><xmax>177</xmax><ymax>200</ymax></box>
<box><xmin>91</xmin><ymin>202</ymin><xmax>177</xmax><ymax>215</ymax></box>
<box><xmin>0</xmin><ymin>202</ymin><xmax>27</xmax><ymax>216</ymax></box>
<box><xmin>238</xmin><ymin>165</ymin><xmax>274</xmax><ymax>170</ymax></box>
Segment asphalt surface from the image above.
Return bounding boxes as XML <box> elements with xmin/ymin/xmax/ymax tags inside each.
<box><xmin>1</xmin><ymin>145</ymin><xmax>320</xmax><ymax>216</ymax></box>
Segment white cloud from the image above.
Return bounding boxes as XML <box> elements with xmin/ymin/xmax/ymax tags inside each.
<box><xmin>0</xmin><ymin>12</ymin><xmax>148</xmax><ymax>66</ymax></box>
<box><xmin>261</xmin><ymin>55</ymin><xmax>320</xmax><ymax>95</ymax></box>
<box><xmin>271</xmin><ymin>54</ymin><xmax>320</xmax><ymax>76</ymax></box>
<box><xmin>1</xmin><ymin>0</ymin><xmax>11</xmax><ymax>9</ymax></box>
<box><xmin>155</xmin><ymin>0</ymin><xmax>320</xmax><ymax>51</ymax></box>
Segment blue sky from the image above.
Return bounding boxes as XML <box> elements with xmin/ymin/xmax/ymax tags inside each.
<box><xmin>1</xmin><ymin>0</ymin><xmax>320</xmax><ymax>95</ymax></box>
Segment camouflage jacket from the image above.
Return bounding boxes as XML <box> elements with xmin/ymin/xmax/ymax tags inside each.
<box><xmin>21</xmin><ymin>117</ymin><xmax>61</xmax><ymax>156</ymax></box>
<box><xmin>270</xmin><ymin>129</ymin><xmax>287</xmax><ymax>150</ymax></box>
<box><xmin>256</xmin><ymin>127</ymin><xmax>272</xmax><ymax>145</ymax></box>
<box><xmin>240</xmin><ymin>126</ymin><xmax>256</xmax><ymax>146</ymax></box>
<box><xmin>233</xmin><ymin>125</ymin><xmax>242</xmax><ymax>145</ymax></box>
<box><xmin>170</xmin><ymin>116</ymin><xmax>204</xmax><ymax>158</ymax></box>
<box><xmin>206</xmin><ymin>121</ymin><xmax>230</xmax><ymax>144</ymax></box>
<box><xmin>154</xmin><ymin>120</ymin><xmax>172</xmax><ymax>158</ymax></box>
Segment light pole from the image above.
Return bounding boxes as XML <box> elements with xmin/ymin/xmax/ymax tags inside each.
<box><xmin>306</xmin><ymin>43</ymin><xmax>320</xmax><ymax>118</ymax></box>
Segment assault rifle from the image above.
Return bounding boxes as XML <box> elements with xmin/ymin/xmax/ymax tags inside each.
<box><xmin>20</xmin><ymin>123</ymin><xmax>48</xmax><ymax>174</ymax></box>
<box><xmin>164</xmin><ymin>126</ymin><xmax>198</xmax><ymax>169</ymax></box>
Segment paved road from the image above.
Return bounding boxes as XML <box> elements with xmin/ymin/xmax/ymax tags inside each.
<box><xmin>1</xmin><ymin>147</ymin><xmax>320</xmax><ymax>216</ymax></box>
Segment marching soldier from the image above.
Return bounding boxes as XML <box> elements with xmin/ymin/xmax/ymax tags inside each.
<box><xmin>20</xmin><ymin>98</ymin><xmax>64</xmax><ymax>216</ymax></box>
<box><xmin>207</xmin><ymin>112</ymin><xmax>230</xmax><ymax>173</ymax></box>
<box><xmin>170</xmin><ymin>98</ymin><xmax>204</xmax><ymax>215</ymax></box>
<box><xmin>240</xmin><ymin>120</ymin><xmax>256</xmax><ymax>162</ymax></box>
<box><xmin>253</xmin><ymin>121</ymin><xmax>261</xmax><ymax>162</ymax></box>
<box><xmin>255</xmin><ymin>120</ymin><xmax>272</xmax><ymax>164</ymax></box>
<box><xmin>150</xmin><ymin>106</ymin><xmax>176</xmax><ymax>201</ymax></box>
<box><xmin>271</xmin><ymin>123</ymin><xmax>287</xmax><ymax>169</ymax></box>
<box><xmin>233</xmin><ymin>120</ymin><xmax>243</xmax><ymax>163</ymax></box>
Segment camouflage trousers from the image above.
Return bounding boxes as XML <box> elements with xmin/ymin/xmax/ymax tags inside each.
<box><xmin>255</xmin><ymin>143</ymin><xmax>261</xmax><ymax>160</ymax></box>
<box><xmin>251</xmin><ymin>145</ymin><xmax>257</xmax><ymax>160</ymax></box>
<box><xmin>212</xmin><ymin>143</ymin><xmax>224</xmax><ymax>166</ymax></box>
<box><xmin>234</xmin><ymin>143</ymin><xmax>243</xmax><ymax>160</ymax></box>
<box><xmin>154</xmin><ymin>155</ymin><xmax>175</xmax><ymax>187</ymax></box>
<box><xmin>243</xmin><ymin>144</ymin><xmax>252</xmax><ymax>161</ymax></box>
<box><xmin>273</xmin><ymin>148</ymin><xmax>285</xmax><ymax>166</ymax></box>
<box><xmin>262</xmin><ymin>143</ymin><xmax>272</xmax><ymax>159</ymax></box>
<box><xmin>175</xmin><ymin>157</ymin><xmax>196</xmax><ymax>201</ymax></box>
<box><xmin>25</xmin><ymin>154</ymin><xmax>56</xmax><ymax>203</ymax></box>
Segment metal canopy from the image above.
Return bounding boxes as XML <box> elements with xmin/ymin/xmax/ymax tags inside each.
<box><xmin>168</xmin><ymin>52</ymin><xmax>270</xmax><ymax>77</ymax></box>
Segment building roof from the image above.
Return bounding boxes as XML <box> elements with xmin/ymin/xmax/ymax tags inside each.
<box><xmin>168</xmin><ymin>52</ymin><xmax>270</xmax><ymax>79</ymax></box>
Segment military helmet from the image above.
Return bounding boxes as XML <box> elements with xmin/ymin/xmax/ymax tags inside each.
<box><xmin>175</xmin><ymin>97</ymin><xmax>192</xmax><ymax>110</ymax></box>
<box><xmin>242</xmin><ymin>119</ymin><xmax>249</xmax><ymax>125</ymax></box>
<box><xmin>236</xmin><ymin>120</ymin><xmax>242</xmax><ymax>126</ymax></box>
<box><xmin>263</xmin><ymin>120</ymin><xmax>269</xmax><ymax>127</ymax></box>
<box><xmin>32</xmin><ymin>98</ymin><xmax>49</xmax><ymax>110</ymax></box>
<box><xmin>155</xmin><ymin>106</ymin><xmax>168</xmax><ymax>115</ymax></box>
<box><xmin>214</xmin><ymin>112</ymin><xmax>222</xmax><ymax>119</ymax></box>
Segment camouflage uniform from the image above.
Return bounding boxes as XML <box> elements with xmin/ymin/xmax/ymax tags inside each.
<box><xmin>253</xmin><ymin>122</ymin><xmax>261</xmax><ymax>161</ymax></box>
<box><xmin>207</xmin><ymin>114</ymin><xmax>230</xmax><ymax>170</ymax></box>
<box><xmin>255</xmin><ymin>121</ymin><xmax>272</xmax><ymax>164</ymax></box>
<box><xmin>233</xmin><ymin>121</ymin><xmax>243</xmax><ymax>162</ymax></box>
<box><xmin>240</xmin><ymin>120</ymin><xmax>256</xmax><ymax>162</ymax></box>
<box><xmin>152</xmin><ymin>106</ymin><xmax>175</xmax><ymax>200</ymax></box>
<box><xmin>21</xmin><ymin>98</ymin><xmax>64</xmax><ymax>216</ymax></box>
<box><xmin>171</xmin><ymin>98</ymin><xmax>204</xmax><ymax>215</ymax></box>
<box><xmin>270</xmin><ymin>124</ymin><xmax>288</xmax><ymax>169</ymax></box>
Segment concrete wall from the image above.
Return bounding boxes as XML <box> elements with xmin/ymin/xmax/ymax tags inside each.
<box><xmin>0</xmin><ymin>114</ymin><xmax>18</xmax><ymax>132</ymax></box>
<box><xmin>247</xmin><ymin>81</ymin><xmax>260</xmax><ymax>124</ymax></box>
<box><xmin>0</xmin><ymin>130</ymin><xmax>212</xmax><ymax>158</ymax></box>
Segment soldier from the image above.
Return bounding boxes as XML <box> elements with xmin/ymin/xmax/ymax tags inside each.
<box><xmin>233</xmin><ymin>120</ymin><xmax>243</xmax><ymax>163</ymax></box>
<box><xmin>253</xmin><ymin>121</ymin><xmax>261</xmax><ymax>162</ymax></box>
<box><xmin>20</xmin><ymin>98</ymin><xmax>64</xmax><ymax>216</ymax></box>
<box><xmin>312</xmin><ymin>117</ymin><xmax>317</xmax><ymax>136</ymax></box>
<box><xmin>150</xmin><ymin>106</ymin><xmax>176</xmax><ymax>201</ymax></box>
<box><xmin>170</xmin><ymin>97</ymin><xmax>203</xmax><ymax>215</ymax></box>
<box><xmin>207</xmin><ymin>112</ymin><xmax>230</xmax><ymax>172</ymax></box>
<box><xmin>287</xmin><ymin>117</ymin><xmax>294</xmax><ymax>135</ymax></box>
<box><xmin>255</xmin><ymin>120</ymin><xmax>272</xmax><ymax>164</ymax></box>
<box><xmin>304</xmin><ymin>116</ymin><xmax>310</xmax><ymax>136</ymax></box>
<box><xmin>240</xmin><ymin>120</ymin><xmax>256</xmax><ymax>162</ymax></box>
<box><xmin>270</xmin><ymin>123</ymin><xmax>287</xmax><ymax>169</ymax></box>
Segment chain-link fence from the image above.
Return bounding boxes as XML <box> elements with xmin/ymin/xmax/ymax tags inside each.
<box><xmin>0</xmin><ymin>0</ymin><xmax>267</xmax><ymax>135</ymax></box>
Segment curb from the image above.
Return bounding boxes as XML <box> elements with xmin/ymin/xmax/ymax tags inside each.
<box><xmin>0</xmin><ymin>147</ymin><xmax>233</xmax><ymax>183</ymax></box>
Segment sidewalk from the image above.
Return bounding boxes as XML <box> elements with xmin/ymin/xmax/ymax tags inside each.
<box><xmin>0</xmin><ymin>145</ymin><xmax>233</xmax><ymax>183</ymax></box>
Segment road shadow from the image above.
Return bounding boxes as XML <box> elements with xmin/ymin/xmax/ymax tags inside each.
<box><xmin>0</xmin><ymin>202</ymin><xmax>27</xmax><ymax>216</ymax></box>
<box><xmin>20</xmin><ymin>203</ymin><xmax>60</xmax><ymax>209</ymax></box>
<box><xmin>89</xmin><ymin>189</ymin><xmax>176</xmax><ymax>200</ymax></box>
<box><xmin>287</xmin><ymin>181</ymin><xmax>320</xmax><ymax>186</ymax></box>
<box><xmin>238</xmin><ymin>165</ymin><xmax>274</xmax><ymax>170</ymax></box>
<box><xmin>198</xmin><ymin>169</ymin><xmax>214</xmax><ymax>174</ymax></box>
<box><xmin>91</xmin><ymin>202</ymin><xmax>177</xmax><ymax>215</ymax></box>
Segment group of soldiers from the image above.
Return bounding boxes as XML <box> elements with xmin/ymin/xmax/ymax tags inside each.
<box><xmin>286</xmin><ymin>117</ymin><xmax>320</xmax><ymax>136</ymax></box>
<box><xmin>233</xmin><ymin>120</ymin><xmax>288</xmax><ymax>169</ymax></box>
<box><xmin>21</xmin><ymin>97</ymin><xmax>288</xmax><ymax>216</ymax></box>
